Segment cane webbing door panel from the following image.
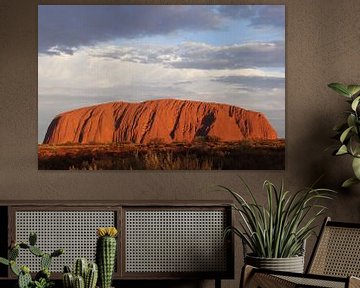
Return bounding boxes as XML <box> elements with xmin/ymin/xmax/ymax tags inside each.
<box><xmin>7</xmin><ymin>203</ymin><xmax>233</xmax><ymax>280</ymax></box>
<box><xmin>122</xmin><ymin>206</ymin><xmax>233</xmax><ymax>279</ymax></box>
<box><xmin>10</xmin><ymin>207</ymin><xmax>118</xmax><ymax>276</ymax></box>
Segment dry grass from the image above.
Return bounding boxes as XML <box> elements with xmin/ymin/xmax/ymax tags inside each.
<box><xmin>38</xmin><ymin>139</ymin><xmax>285</xmax><ymax>170</ymax></box>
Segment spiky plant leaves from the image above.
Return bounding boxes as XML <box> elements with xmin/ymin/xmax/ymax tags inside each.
<box><xmin>221</xmin><ymin>179</ymin><xmax>335</xmax><ymax>258</ymax></box>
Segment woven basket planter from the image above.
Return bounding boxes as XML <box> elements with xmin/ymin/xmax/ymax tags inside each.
<box><xmin>245</xmin><ymin>254</ymin><xmax>305</xmax><ymax>273</ymax></box>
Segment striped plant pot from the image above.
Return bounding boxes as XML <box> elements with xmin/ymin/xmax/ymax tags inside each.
<box><xmin>245</xmin><ymin>254</ymin><xmax>305</xmax><ymax>273</ymax></box>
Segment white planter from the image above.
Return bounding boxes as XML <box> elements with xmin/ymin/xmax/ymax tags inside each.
<box><xmin>245</xmin><ymin>254</ymin><xmax>305</xmax><ymax>273</ymax></box>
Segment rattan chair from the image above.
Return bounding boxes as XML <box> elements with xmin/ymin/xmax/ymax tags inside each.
<box><xmin>241</xmin><ymin>217</ymin><xmax>360</xmax><ymax>288</ymax></box>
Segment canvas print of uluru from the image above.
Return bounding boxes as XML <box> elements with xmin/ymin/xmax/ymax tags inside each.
<box><xmin>38</xmin><ymin>5</ymin><xmax>285</xmax><ymax>170</ymax></box>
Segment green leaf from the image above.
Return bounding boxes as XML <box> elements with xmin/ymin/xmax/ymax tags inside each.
<box><xmin>349</xmin><ymin>135</ymin><xmax>360</xmax><ymax>156</ymax></box>
<box><xmin>347</xmin><ymin>85</ymin><xmax>360</xmax><ymax>97</ymax></box>
<box><xmin>0</xmin><ymin>257</ymin><xmax>9</xmax><ymax>266</ymax></box>
<box><xmin>352</xmin><ymin>157</ymin><xmax>360</xmax><ymax>179</ymax></box>
<box><xmin>340</xmin><ymin>126</ymin><xmax>353</xmax><ymax>143</ymax></box>
<box><xmin>347</xmin><ymin>114</ymin><xmax>356</xmax><ymax>127</ymax></box>
<box><xmin>336</xmin><ymin>144</ymin><xmax>348</xmax><ymax>155</ymax></box>
<box><xmin>342</xmin><ymin>177</ymin><xmax>360</xmax><ymax>188</ymax></box>
<box><xmin>328</xmin><ymin>83</ymin><xmax>351</xmax><ymax>97</ymax></box>
<box><xmin>351</xmin><ymin>96</ymin><xmax>360</xmax><ymax>111</ymax></box>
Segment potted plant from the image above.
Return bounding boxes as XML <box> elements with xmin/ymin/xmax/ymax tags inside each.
<box><xmin>62</xmin><ymin>258</ymin><xmax>98</xmax><ymax>288</ymax></box>
<box><xmin>0</xmin><ymin>232</ymin><xmax>63</xmax><ymax>288</ymax></box>
<box><xmin>221</xmin><ymin>179</ymin><xmax>334</xmax><ymax>273</ymax></box>
<box><xmin>328</xmin><ymin>83</ymin><xmax>360</xmax><ymax>187</ymax></box>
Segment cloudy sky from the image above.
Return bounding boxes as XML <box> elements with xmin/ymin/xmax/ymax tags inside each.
<box><xmin>38</xmin><ymin>5</ymin><xmax>285</xmax><ymax>143</ymax></box>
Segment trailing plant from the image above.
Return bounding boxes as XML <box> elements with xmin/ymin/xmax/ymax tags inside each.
<box><xmin>62</xmin><ymin>258</ymin><xmax>98</xmax><ymax>288</ymax></box>
<box><xmin>96</xmin><ymin>227</ymin><xmax>118</xmax><ymax>288</ymax></box>
<box><xmin>221</xmin><ymin>179</ymin><xmax>335</xmax><ymax>258</ymax></box>
<box><xmin>0</xmin><ymin>232</ymin><xmax>63</xmax><ymax>288</ymax></box>
<box><xmin>328</xmin><ymin>83</ymin><xmax>360</xmax><ymax>187</ymax></box>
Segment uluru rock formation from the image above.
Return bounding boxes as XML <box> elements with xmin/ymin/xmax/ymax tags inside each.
<box><xmin>43</xmin><ymin>99</ymin><xmax>277</xmax><ymax>144</ymax></box>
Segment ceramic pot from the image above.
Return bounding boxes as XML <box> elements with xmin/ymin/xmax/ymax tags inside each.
<box><xmin>245</xmin><ymin>254</ymin><xmax>305</xmax><ymax>273</ymax></box>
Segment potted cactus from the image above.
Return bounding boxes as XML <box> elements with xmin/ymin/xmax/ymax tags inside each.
<box><xmin>0</xmin><ymin>232</ymin><xmax>63</xmax><ymax>288</ymax></box>
<box><xmin>96</xmin><ymin>227</ymin><xmax>118</xmax><ymax>288</ymax></box>
<box><xmin>62</xmin><ymin>258</ymin><xmax>98</xmax><ymax>288</ymax></box>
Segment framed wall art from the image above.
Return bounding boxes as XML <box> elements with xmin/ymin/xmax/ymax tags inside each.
<box><xmin>38</xmin><ymin>5</ymin><xmax>285</xmax><ymax>170</ymax></box>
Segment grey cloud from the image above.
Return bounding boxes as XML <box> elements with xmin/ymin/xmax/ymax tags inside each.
<box><xmin>172</xmin><ymin>41</ymin><xmax>284</xmax><ymax>69</ymax></box>
<box><xmin>217</xmin><ymin>5</ymin><xmax>284</xmax><ymax>28</ymax></box>
<box><xmin>212</xmin><ymin>75</ymin><xmax>284</xmax><ymax>89</ymax></box>
<box><xmin>38</xmin><ymin>5</ymin><xmax>222</xmax><ymax>54</ymax></box>
<box><xmin>251</xmin><ymin>6</ymin><xmax>285</xmax><ymax>28</ymax></box>
<box><xmin>91</xmin><ymin>41</ymin><xmax>284</xmax><ymax>69</ymax></box>
<box><xmin>217</xmin><ymin>5</ymin><xmax>257</xmax><ymax>19</ymax></box>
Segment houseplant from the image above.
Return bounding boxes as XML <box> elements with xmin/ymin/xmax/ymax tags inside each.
<box><xmin>0</xmin><ymin>232</ymin><xmax>63</xmax><ymax>288</ymax></box>
<box><xmin>96</xmin><ymin>227</ymin><xmax>118</xmax><ymax>288</ymax></box>
<box><xmin>221</xmin><ymin>179</ymin><xmax>334</xmax><ymax>272</ymax></box>
<box><xmin>62</xmin><ymin>258</ymin><xmax>98</xmax><ymax>288</ymax></box>
<box><xmin>328</xmin><ymin>82</ymin><xmax>360</xmax><ymax>187</ymax></box>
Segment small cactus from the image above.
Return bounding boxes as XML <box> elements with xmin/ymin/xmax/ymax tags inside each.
<box><xmin>63</xmin><ymin>259</ymin><xmax>98</xmax><ymax>288</ymax></box>
<box><xmin>74</xmin><ymin>275</ymin><xmax>85</xmax><ymax>288</ymax></box>
<box><xmin>41</xmin><ymin>253</ymin><xmax>52</xmax><ymax>270</ymax></box>
<box><xmin>0</xmin><ymin>232</ymin><xmax>63</xmax><ymax>288</ymax></box>
<box><xmin>64</xmin><ymin>265</ymin><xmax>72</xmax><ymax>273</ymax></box>
<box><xmin>96</xmin><ymin>227</ymin><xmax>118</xmax><ymax>288</ymax></box>
<box><xmin>74</xmin><ymin>258</ymin><xmax>88</xmax><ymax>279</ymax></box>
<box><xmin>18</xmin><ymin>268</ymin><xmax>32</xmax><ymax>288</ymax></box>
<box><xmin>63</xmin><ymin>272</ymin><xmax>74</xmax><ymax>288</ymax></box>
<box><xmin>85</xmin><ymin>263</ymin><xmax>98</xmax><ymax>288</ymax></box>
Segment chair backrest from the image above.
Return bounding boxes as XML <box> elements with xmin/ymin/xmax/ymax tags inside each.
<box><xmin>307</xmin><ymin>217</ymin><xmax>360</xmax><ymax>277</ymax></box>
